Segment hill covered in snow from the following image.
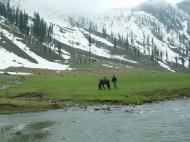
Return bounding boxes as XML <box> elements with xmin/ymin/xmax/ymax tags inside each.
<box><xmin>0</xmin><ymin>0</ymin><xmax>190</xmax><ymax>72</ymax></box>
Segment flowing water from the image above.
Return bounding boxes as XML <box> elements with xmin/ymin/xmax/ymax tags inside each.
<box><xmin>0</xmin><ymin>99</ymin><xmax>190</xmax><ymax>142</ymax></box>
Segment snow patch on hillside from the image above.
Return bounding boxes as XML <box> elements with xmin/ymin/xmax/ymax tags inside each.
<box><xmin>0</xmin><ymin>47</ymin><xmax>31</xmax><ymax>69</ymax></box>
<box><xmin>0</xmin><ymin>29</ymin><xmax>71</xmax><ymax>70</ymax></box>
<box><xmin>112</xmin><ymin>55</ymin><xmax>138</xmax><ymax>64</ymax></box>
<box><xmin>81</xmin><ymin>29</ymin><xmax>113</xmax><ymax>47</ymax></box>
<box><xmin>0</xmin><ymin>71</ymin><xmax>32</xmax><ymax>76</ymax></box>
<box><xmin>76</xmin><ymin>9</ymin><xmax>189</xmax><ymax>68</ymax></box>
<box><xmin>158</xmin><ymin>61</ymin><xmax>175</xmax><ymax>72</ymax></box>
<box><xmin>54</xmin><ymin>24</ymin><xmax>138</xmax><ymax>63</ymax></box>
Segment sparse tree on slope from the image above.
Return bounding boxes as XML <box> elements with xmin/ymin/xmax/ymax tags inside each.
<box><xmin>181</xmin><ymin>57</ymin><xmax>185</xmax><ymax>67</ymax></box>
<box><xmin>102</xmin><ymin>27</ymin><xmax>107</xmax><ymax>37</ymax></box>
<box><xmin>175</xmin><ymin>56</ymin><xmax>178</xmax><ymax>68</ymax></box>
<box><xmin>88</xmin><ymin>33</ymin><xmax>92</xmax><ymax>63</ymax></box>
<box><xmin>15</xmin><ymin>7</ymin><xmax>19</xmax><ymax>26</ymax></box>
<box><xmin>160</xmin><ymin>51</ymin><xmax>163</xmax><ymax>61</ymax></box>
<box><xmin>18</xmin><ymin>11</ymin><xmax>24</xmax><ymax>32</ymax></box>
<box><xmin>125</xmin><ymin>35</ymin><xmax>129</xmax><ymax>51</ymax></box>
<box><xmin>114</xmin><ymin>38</ymin><xmax>117</xmax><ymax>50</ymax></box>
<box><xmin>166</xmin><ymin>50</ymin><xmax>168</xmax><ymax>62</ymax></box>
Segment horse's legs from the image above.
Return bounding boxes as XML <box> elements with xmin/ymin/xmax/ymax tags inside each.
<box><xmin>102</xmin><ymin>84</ymin><xmax>106</xmax><ymax>90</ymax></box>
<box><xmin>98</xmin><ymin>85</ymin><xmax>101</xmax><ymax>90</ymax></box>
<box><xmin>107</xmin><ymin>84</ymin><xmax>110</xmax><ymax>90</ymax></box>
<box><xmin>105</xmin><ymin>80</ymin><xmax>110</xmax><ymax>90</ymax></box>
<box><xmin>107</xmin><ymin>85</ymin><xmax>110</xmax><ymax>90</ymax></box>
<box><xmin>98</xmin><ymin>82</ymin><xmax>102</xmax><ymax>90</ymax></box>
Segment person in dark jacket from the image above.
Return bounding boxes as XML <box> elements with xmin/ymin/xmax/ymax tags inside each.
<box><xmin>112</xmin><ymin>75</ymin><xmax>117</xmax><ymax>89</ymax></box>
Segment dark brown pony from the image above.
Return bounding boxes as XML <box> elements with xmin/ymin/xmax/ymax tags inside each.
<box><xmin>98</xmin><ymin>79</ymin><xmax>110</xmax><ymax>90</ymax></box>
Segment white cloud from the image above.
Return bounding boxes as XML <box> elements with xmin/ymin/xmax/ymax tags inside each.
<box><xmin>17</xmin><ymin>0</ymin><xmax>184</xmax><ymax>16</ymax></box>
<box><xmin>110</xmin><ymin>0</ymin><xmax>183</xmax><ymax>8</ymax></box>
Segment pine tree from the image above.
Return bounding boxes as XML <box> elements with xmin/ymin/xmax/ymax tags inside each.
<box><xmin>102</xmin><ymin>27</ymin><xmax>107</xmax><ymax>37</ymax></box>
<box><xmin>125</xmin><ymin>35</ymin><xmax>129</xmax><ymax>51</ymax></box>
<box><xmin>18</xmin><ymin>11</ymin><xmax>24</xmax><ymax>32</ymax></box>
<box><xmin>32</xmin><ymin>12</ymin><xmax>41</xmax><ymax>39</ymax></box>
<box><xmin>175</xmin><ymin>56</ymin><xmax>178</xmax><ymax>68</ymax></box>
<box><xmin>15</xmin><ymin>7</ymin><xmax>19</xmax><ymax>26</ymax></box>
<box><xmin>133</xmin><ymin>46</ymin><xmax>137</xmax><ymax>56</ymax></box>
<box><xmin>181</xmin><ymin>57</ymin><xmax>185</xmax><ymax>67</ymax></box>
<box><xmin>6</xmin><ymin>0</ymin><xmax>10</xmax><ymax>19</ymax></box>
<box><xmin>8</xmin><ymin>8</ymin><xmax>14</xmax><ymax>24</ymax></box>
<box><xmin>155</xmin><ymin>45</ymin><xmax>159</xmax><ymax>62</ymax></box>
<box><xmin>151</xmin><ymin>46</ymin><xmax>154</xmax><ymax>61</ymax></box>
<box><xmin>58</xmin><ymin>42</ymin><xmax>62</xmax><ymax>56</ymax></box>
<box><xmin>47</xmin><ymin>24</ymin><xmax>53</xmax><ymax>44</ymax></box>
<box><xmin>32</xmin><ymin>12</ymin><xmax>48</xmax><ymax>42</ymax></box>
<box><xmin>166</xmin><ymin>50</ymin><xmax>168</xmax><ymax>62</ymax></box>
<box><xmin>147</xmin><ymin>35</ymin><xmax>150</xmax><ymax>55</ymax></box>
<box><xmin>147</xmin><ymin>35</ymin><xmax>150</xmax><ymax>46</ymax></box>
<box><xmin>160</xmin><ymin>51</ymin><xmax>163</xmax><ymax>61</ymax></box>
<box><xmin>88</xmin><ymin>33</ymin><xmax>92</xmax><ymax>63</ymax></box>
<box><xmin>131</xmin><ymin>35</ymin><xmax>134</xmax><ymax>46</ymax></box>
<box><xmin>88</xmin><ymin>33</ymin><xmax>92</xmax><ymax>46</ymax></box>
<box><xmin>113</xmin><ymin>38</ymin><xmax>117</xmax><ymax>50</ymax></box>
<box><xmin>118</xmin><ymin>33</ymin><xmax>122</xmax><ymax>46</ymax></box>
<box><xmin>23</xmin><ymin>11</ymin><xmax>29</xmax><ymax>35</ymax></box>
<box><xmin>137</xmin><ymin>46</ymin><xmax>140</xmax><ymax>57</ymax></box>
<box><xmin>111</xmin><ymin>32</ymin><xmax>114</xmax><ymax>41</ymax></box>
<box><xmin>152</xmin><ymin>37</ymin><xmax>154</xmax><ymax>47</ymax></box>
<box><xmin>39</xmin><ymin>19</ymin><xmax>47</xmax><ymax>42</ymax></box>
<box><xmin>89</xmin><ymin>21</ymin><xmax>93</xmax><ymax>32</ymax></box>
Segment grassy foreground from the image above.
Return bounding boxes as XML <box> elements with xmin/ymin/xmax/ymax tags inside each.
<box><xmin>0</xmin><ymin>70</ymin><xmax>190</xmax><ymax>114</ymax></box>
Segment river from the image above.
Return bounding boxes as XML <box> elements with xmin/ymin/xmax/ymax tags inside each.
<box><xmin>0</xmin><ymin>99</ymin><xmax>190</xmax><ymax>142</ymax></box>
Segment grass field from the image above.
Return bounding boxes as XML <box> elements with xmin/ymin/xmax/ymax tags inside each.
<box><xmin>0</xmin><ymin>70</ymin><xmax>190</xmax><ymax>114</ymax></box>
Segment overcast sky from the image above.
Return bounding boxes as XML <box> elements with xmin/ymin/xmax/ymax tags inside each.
<box><xmin>18</xmin><ymin>0</ymin><xmax>183</xmax><ymax>15</ymax></box>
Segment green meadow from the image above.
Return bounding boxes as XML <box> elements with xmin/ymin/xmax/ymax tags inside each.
<box><xmin>0</xmin><ymin>70</ymin><xmax>190</xmax><ymax>113</ymax></box>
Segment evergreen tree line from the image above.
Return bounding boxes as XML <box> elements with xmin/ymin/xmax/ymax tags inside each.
<box><xmin>0</xmin><ymin>1</ymin><xmax>29</xmax><ymax>35</ymax></box>
<box><xmin>76</xmin><ymin>15</ymin><xmax>190</xmax><ymax>68</ymax></box>
<box><xmin>72</xmin><ymin>51</ymin><xmax>91</xmax><ymax>64</ymax></box>
<box><xmin>109</xmin><ymin>30</ymin><xmax>190</xmax><ymax>68</ymax></box>
<box><xmin>0</xmin><ymin>1</ymin><xmax>53</xmax><ymax>44</ymax></box>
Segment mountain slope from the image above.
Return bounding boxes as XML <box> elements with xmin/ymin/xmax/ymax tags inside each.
<box><xmin>1</xmin><ymin>0</ymin><xmax>190</xmax><ymax>72</ymax></box>
<box><xmin>72</xmin><ymin>0</ymin><xmax>190</xmax><ymax>71</ymax></box>
<box><xmin>0</xmin><ymin>16</ymin><xmax>71</xmax><ymax>70</ymax></box>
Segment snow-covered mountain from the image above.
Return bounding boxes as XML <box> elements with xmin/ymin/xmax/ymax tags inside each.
<box><xmin>0</xmin><ymin>19</ymin><xmax>70</xmax><ymax>70</ymax></box>
<box><xmin>1</xmin><ymin>0</ymin><xmax>190</xmax><ymax>72</ymax></box>
<box><xmin>73</xmin><ymin>0</ymin><xmax>190</xmax><ymax>69</ymax></box>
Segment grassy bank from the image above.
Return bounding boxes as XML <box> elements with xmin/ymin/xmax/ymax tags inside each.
<box><xmin>0</xmin><ymin>70</ymin><xmax>190</xmax><ymax>114</ymax></box>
